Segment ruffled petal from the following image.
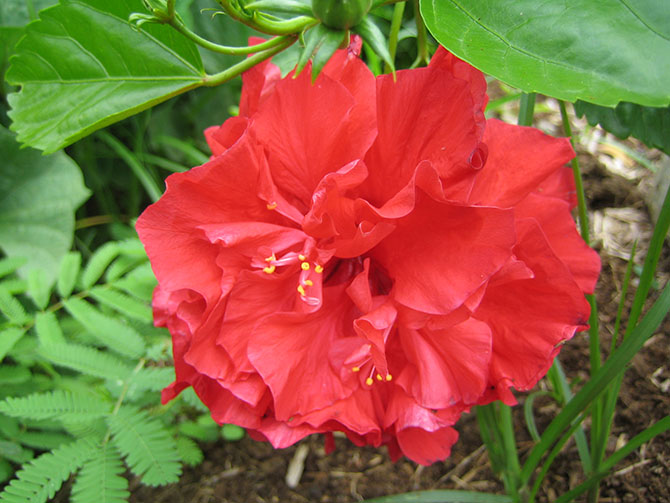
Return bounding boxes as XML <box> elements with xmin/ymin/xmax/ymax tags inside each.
<box><xmin>372</xmin><ymin>192</ymin><xmax>516</xmax><ymax>314</ymax></box>
<box><xmin>468</xmin><ymin>119</ymin><xmax>575</xmax><ymax>207</ymax></box>
<box><xmin>397</xmin><ymin>426</ymin><xmax>459</xmax><ymax>466</ymax></box>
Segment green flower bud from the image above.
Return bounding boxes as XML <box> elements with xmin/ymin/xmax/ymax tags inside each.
<box><xmin>312</xmin><ymin>0</ymin><xmax>372</xmax><ymax>30</ymax></box>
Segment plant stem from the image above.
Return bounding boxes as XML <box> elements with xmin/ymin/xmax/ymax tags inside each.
<box><xmin>216</xmin><ymin>0</ymin><xmax>315</xmax><ymax>35</ymax></box>
<box><xmin>517</xmin><ymin>93</ymin><xmax>536</xmax><ymax>127</ymax></box>
<box><xmin>385</xmin><ymin>2</ymin><xmax>405</xmax><ymax>74</ymax></box>
<box><xmin>410</xmin><ymin>0</ymin><xmax>430</xmax><ymax>68</ymax></box>
<box><xmin>203</xmin><ymin>35</ymin><xmax>297</xmax><ymax>87</ymax></box>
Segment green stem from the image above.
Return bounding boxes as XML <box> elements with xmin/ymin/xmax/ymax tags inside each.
<box><xmin>203</xmin><ymin>35</ymin><xmax>297</xmax><ymax>87</ymax></box>
<box><xmin>169</xmin><ymin>17</ymin><xmax>292</xmax><ymax>55</ymax></box>
<box><xmin>216</xmin><ymin>0</ymin><xmax>315</xmax><ymax>35</ymax></box>
<box><xmin>166</xmin><ymin>0</ymin><xmax>175</xmax><ymax>19</ymax></box>
<box><xmin>385</xmin><ymin>2</ymin><xmax>406</xmax><ymax>74</ymax></box>
<box><xmin>410</xmin><ymin>0</ymin><xmax>430</xmax><ymax>68</ymax></box>
<box><xmin>499</xmin><ymin>403</ymin><xmax>522</xmax><ymax>495</ymax></box>
<box><xmin>517</xmin><ymin>93</ymin><xmax>536</xmax><ymax>127</ymax></box>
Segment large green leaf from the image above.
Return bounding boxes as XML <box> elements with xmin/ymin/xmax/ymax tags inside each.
<box><xmin>574</xmin><ymin>101</ymin><xmax>670</xmax><ymax>155</ymax></box>
<box><xmin>0</xmin><ymin>126</ymin><xmax>89</xmax><ymax>285</ymax></box>
<box><xmin>6</xmin><ymin>0</ymin><xmax>206</xmax><ymax>153</ymax></box>
<box><xmin>419</xmin><ymin>0</ymin><xmax>670</xmax><ymax>107</ymax></box>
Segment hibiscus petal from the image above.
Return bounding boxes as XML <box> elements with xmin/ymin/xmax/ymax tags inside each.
<box><xmin>468</xmin><ymin>119</ymin><xmax>575</xmax><ymax>207</ymax></box>
<box><xmin>250</xmin><ymin>66</ymin><xmax>377</xmax><ymax>205</ymax></box>
<box><xmin>396</xmin><ymin>426</ymin><xmax>459</xmax><ymax>466</ymax></box>
<box><xmin>475</xmin><ymin>218</ymin><xmax>591</xmax><ymax>393</ymax></box>
<box><xmin>398</xmin><ymin>318</ymin><xmax>492</xmax><ymax>409</ymax></box>
<box><xmin>247</xmin><ymin>286</ymin><xmax>360</xmax><ymax>420</ymax></box>
<box><xmin>516</xmin><ymin>193</ymin><xmax>601</xmax><ymax>293</ymax></box>
<box><xmin>372</xmin><ymin>192</ymin><xmax>515</xmax><ymax>314</ymax></box>
<box><xmin>363</xmin><ymin>49</ymin><xmax>487</xmax><ymax>206</ymax></box>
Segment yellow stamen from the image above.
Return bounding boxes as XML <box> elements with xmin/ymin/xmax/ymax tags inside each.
<box><xmin>385</xmin><ymin>374</ymin><xmax>393</xmax><ymax>382</ymax></box>
<box><xmin>297</xmin><ymin>284</ymin><xmax>306</xmax><ymax>296</ymax></box>
<box><xmin>352</xmin><ymin>366</ymin><xmax>360</xmax><ymax>372</ymax></box>
<box><xmin>314</xmin><ymin>264</ymin><xmax>324</xmax><ymax>274</ymax></box>
<box><xmin>265</xmin><ymin>253</ymin><xmax>276</xmax><ymax>262</ymax></box>
<box><xmin>298</xmin><ymin>254</ymin><xmax>306</xmax><ymax>261</ymax></box>
<box><xmin>303</xmin><ymin>279</ymin><xmax>313</xmax><ymax>287</ymax></box>
<box><xmin>365</xmin><ymin>377</ymin><xmax>374</xmax><ymax>386</ymax></box>
<box><xmin>300</xmin><ymin>262</ymin><xmax>310</xmax><ymax>271</ymax></box>
<box><xmin>263</xmin><ymin>265</ymin><xmax>276</xmax><ymax>274</ymax></box>
<box><xmin>266</xmin><ymin>202</ymin><xmax>277</xmax><ymax>210</ymax></box>
<box><xmin>376</xmin><ymin>374</ymin><xmax>383</xmax><ymax>381</ymax></box>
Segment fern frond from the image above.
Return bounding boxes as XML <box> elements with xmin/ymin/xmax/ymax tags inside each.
<box><xmin>104</xmin><ymin>255</ymin><xmax>144</xmax><ymax>283</ymax></box>
<box><xmin>0</xmin><ymin>258</ymin><xmax>27</xmax><ymax>280</ymax></box>
<box><xmin>0</xmin><ymin>390</ymin><xmax>111</xmax><ymax>422</ymax></box>
<box><xmin>0</xmin><ymin>279</ymin><xmax>28</xmax><ymax>295</ymax></box>
<box><xmin>70</xmin><ymin>442</ymin><xmax>129</xmax><ymax>503</ymax></box>
<box><xmin>107</xmin><ymin>406</ymin><xmax>181</xmax><ymax>486</ymax></box>
<box><xmin>63</xmin><ymin>298</ymin><xmax>145</xmax><ymax>358</ymax></box>
<box><xmin>175</xmin><ymin>436</ymin><xmax>203</xmax><ymax>467</ymax></box>
<box><xmin>0</xmin><ymin>327</ymin><xmax>26</xmax><ymax>362</ymax></box>
<box><xmin>111</xmin><ymin>263</ymin><xmax>156</xmax><ymax>302</ymax></box>
<box><xmin>0</xmin><ymin>437</ymin><xmax>97</xmax><ymax>503</ymax></box>
<box><xmin>27</xmin><ymin>269</ymin><xmax>51</xmax><ymax>311</ymax></box>
<box><xmin>89</xmin><ymin>286</ymin><xmax>152</xmax><ymax>322</ymax></box>
<box><xmin>38</xmin><ymin>343</ymin><xmax>132</xmax><ymax>381</ymax></box>
<box><xmin>0</xmin><ymin>288</ymin><xmax>29</xmax><ymax>326</ymax></box>
<box><xmin>34</xmin><ymin>312</ymin><xmax>65</xmax><ymax>347</ymax></box>
<box><xmin>56</xmin><ymin>252</ymin><xmax>82</xmax><ymax>299</ymax></box>
<box><xmin>80</xmin><ymin>243</ymin><xmax>120</xmax><ymax>289</ymax></box>
<box><xmin>127</xmin><ymin>367</ymin><xmax>174</xmax><ymax>393</ymax></box>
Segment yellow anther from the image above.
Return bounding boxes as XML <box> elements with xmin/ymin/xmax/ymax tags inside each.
<box><xmin>376</xmin><ymin>374</ymin><xmax>383</xmax><ymax>381</ymax></box>
<box><xmin>263</xmin><ymin>265</ymin><xmax>276</xmax><ymax>274</ymax></box>
<box><xmin>303</xmin><ymin>279</ymin><xmax>313</xmax><ymax>287</ymax></box>
<box><xmin>265</xmin><ymin>253</ymin><xmax>276</xmax><ymax>262</ymax></box>
<box><xmin>298</xmin><ymin>254</ymin><xmax>306</xmax><ymax>261</ymax></box>
<box><xmin>314</xmin><ymin>264</ymin><xmax>324</xmax><ymax>274</ymax></box>
<box><xmin>297</xmin><ymin>284</ymin><xmax>306</xmax><ymax>296</ymax></box>
<box><xmin>365</xmin><ymin>377</ymin><xmax>374</xmax><ymax>386</ymax></box>
<box><xmin>266</xmin><ymin>202</ymin><xmax>277</xmax><ymax>210</ymax></box>
<box><xmin>352</xmin><ymin>366</ymin><xmax>360</xmax><ymax>373</ymax></box>
<box><xmin>300</xmin><ymin>262</ymin><xmax>310</xmax><ymax>271</ymax></box>
<box><xmin>385</xmin><ymin>374</ymin><xmax>393</xmax><ymax>382</ymax></box>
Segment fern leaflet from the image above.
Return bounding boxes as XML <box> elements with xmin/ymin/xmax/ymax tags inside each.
<box><xmin>38</xmin><ymin>342</ymin><xmax>133</xmax><ymax>381</ymax></box>
<box><xmin>175</xmin><ymin>436</ymin><xmax>203</xmax><ymax>467</ymax></box>
<box><xmin>0</xmin><ymin>437</ymin><xmax>97</xmax><ymax>503</ymax></box>
<box><xmin>63</xmin><ymin>298</ymin><xmax>145</xmax><ymax>358</ymax></box>
<box><xmin>80</xmin><ymin>243</ymin><xmax>120</xmax><ymax>289</ymax></box>
<box><xmin>34</xmin><ymin>312</ymin><xmax>65</xmax><ymax>347</ymax></box>
<box><xmin>56</xmin><ymin>251</ymin><xmax>82</xmax><ymax>299</ymax></box>
<box><xmin>0</xmin><ymin>390</ymin><xmax>111</xmax><ymax>422</ymax></box>
<box><xmin>0</xmin><ymin>258</ymin><xmax>26</xmax><ymax>280</ymax></box>
<box><xmin>70</xmin><ymin>443</ymin><xmax>129</xmax><ymax>503</ymax></box>
<box><xmin>0</xmin><ymin>328</ymin><xmax>26</xmax><ymax>362</ymax></box>
<box><xmin>89</xmin><ymin>286</ymin><xmax>153</xmax><ymax>322</ymax></box>
<box><xmin>0</xmin><ymin>288</ymin><xmax>29</xmax><ymax>326</ymax></box>
<box><xmin>107</xmin><ymin>406</ymin><xmax>181</xmax><ymax>486</ymax></box>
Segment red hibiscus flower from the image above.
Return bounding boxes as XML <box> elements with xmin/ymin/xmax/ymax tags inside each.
<box><xmin>136</xmin><ymin>41</ymin><xmax>600</xmax><ymax>465</ymax></box>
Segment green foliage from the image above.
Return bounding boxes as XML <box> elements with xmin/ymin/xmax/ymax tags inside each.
<box><xmin>0</xmin><ymin>238</ymin><xmax>220</xmax><ymax>503</ymax></box>
<box><xmin>574</xmin><ymin>101</ymin><xmax>670</xmax><ymax>156</ymax></box>
<box><xmin>107</xmin><ymin>406</ymin><xmax>181</xmax><ymax>486</ymax></box>
<box><xmin>419</xmin><ymin>0</ymin><xmax>670</xmax><ymax>106</ymax></box>
<box><xmin>0</xmin><ymin>126</ymin><xmax>90</xmax><ymax>286</ymax></box>
<box><xmin>6</xmin><ymin>0</ymin><xmax>206</xmax><ymax>153</ymax></box>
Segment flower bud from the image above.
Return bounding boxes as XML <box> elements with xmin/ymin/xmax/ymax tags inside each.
<box><xmin>312</xmin><ymin>0</ymin><xmax>372</xmax><ymax>30</ymax></box>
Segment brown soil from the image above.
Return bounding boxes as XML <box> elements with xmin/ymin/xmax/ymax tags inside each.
<box><xmin>129</xmin><ymin>102</ymin><xmax>670</xmax><ymax>503</ymax></box>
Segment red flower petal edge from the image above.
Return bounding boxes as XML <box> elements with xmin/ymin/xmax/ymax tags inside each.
<box><xmin>136</xmin><ymin>43</ymin><xmax>600</xmax><ymax>466</ymax></box>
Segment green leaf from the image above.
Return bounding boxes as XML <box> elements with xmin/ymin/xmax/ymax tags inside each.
<box><xmin>70</xmin><ymin>443</ymin><xmax>129</xmax><ymax>503</ymax></box>
<box><xmin>0</xmin><ymin>328</ymin><xmax>26</xmax><ymax>361</ymax></box>
<box><xmin>0</xmin><ymin>364</ymin><xmax>31</xmax><ymax>384</ymax></box>
<box><xmin>89</xmin><ymin>286</ymin><xmax>153</xmax><ymax>322</ymax></box>
<box><xmin>574</xmin><ymin>101</ymin><xmax>670</xmax><ymax>156</ymax></box>
<box><xmin>15</xmin><ymin>431</ymin><xmax>71</xmax><ymax>450</ymax></box>
<box><xmin>221</xmin><ymin>424</ymin><xmax>245</xmax><ymax>442</ymax></box>
<box><xmin>364</xmin><ymin>490</ymin><xmax>514</xmax><ymax>503</ymax></box>
<box><xmin>56</xmin><ymin>251</ymin><xmax>82</xmax><ymax>299</ymax></box>
<box><xmin>64</xmin><ymin>298</ymin><xmax>146</xmax><ymax>358</ymax></box>
<box><xmin>175</xmin><ymin>436</ymin><xmax>203</xmax><ymax>467</ymax></box>
<box><xmin>0</xmin><ymin>126</ymin><xmax>90</xmax><ymax>286</ymax></box>
<box><xmin>80</xmin><ymin>243</ymin><xmax>121</xmax><ymax>290</ymax></box>
<box><xmin>34</xmin><ymin>312</ymin><xmax>65</xmax><ymax>347</ymax></box>
<box><xmin>112</xmin><ymin>262</ymin><xmax>157</xmax><ymax>302</ymax></box>
<box><xmin>353</xmin><ymin>15</ymin><xmax>395</xmax><ymax>75</ymax></box>
<box><xmin>6</xmin><ymin>0</ymin><xmax>206</xmax><ymax>153</ymax></box>
<box><xmin>419</xmin><ymin>0</ymin><xmax>670</xmax><ymax>106</ymax></box>
<box><xmin>0</xmin><ymin>437</ymin><xmax>97</xmax><ymax>503</ymax></box>
<box><xmin>107</xmin><ymin>406</ymin><xmax>181</xmax><ymax>486</ymax></box>
<box><xmin>0</xmin><ymin>440</ymin><xmax>33</xmax><ymax>464</ymax></box>
<box><xmin>0</xmin><ymin>257</ymin><xmax>26</xmax><ymax>280</ymax></box>
<box><xmin>38</xmin><ymin>342</ymin><xmax>133</xmax><ymax>381</ymax></box>
<box><xmin>0</xmin><ymin>288</ymin><xmax>29</xmax><ymax>326</ymax></box>
<box><xmin>27</xmin><ymin>269</ymin><xmax>51</xmax><ymax>311</ymax></box>
<box><xmin>0</xmin><ymin>460</ymin><xmax>12</xmax><ymax>484</ymax></box>
<box><xmin>0</xmin><ymin>390</ymin><xmax>111</xmax><ymax>422</ymax></box>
